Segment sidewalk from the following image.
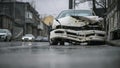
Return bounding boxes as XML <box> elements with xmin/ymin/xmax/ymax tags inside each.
<box><xmin>106</xmin><ymin>40</ymin><xmax>120</xmax><ymax>47</ymax></box>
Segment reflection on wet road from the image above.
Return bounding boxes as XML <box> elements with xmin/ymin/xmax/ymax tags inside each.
<box><xmin>0</xmin><ymin>42</ymin><xmax>120</xmax><ymax>68</ymax></box>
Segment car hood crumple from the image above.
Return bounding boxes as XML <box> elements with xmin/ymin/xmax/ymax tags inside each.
<box><xmin>52</xmin><ymin>16</ymin><xmax>102</xmax><ymax>29</ymax></box>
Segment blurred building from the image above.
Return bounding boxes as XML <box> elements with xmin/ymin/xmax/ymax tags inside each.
<box><xmin>106</xmin><ymin>0</ymin><xmax>120</xmax><ymax>40</ymax></box>
<box><xmin>0</xmin><ymin>14</ymin><xmax>13</xmax><ymax>32</ymax></box>
<box><xmin>0</xmin><ymin>1</ymin><xmax>42</xmax><ymax>40</ymax></box>
<box><xmin>0</xmin><ymin>0</ymin><xmax>15</xmax><ymax>2</ymax></box>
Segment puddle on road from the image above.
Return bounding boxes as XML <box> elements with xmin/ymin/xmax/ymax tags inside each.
<box><xmin>0</xmin><ymin>42</ymin><xmax>120</xmax><ymax>68</ymax></box>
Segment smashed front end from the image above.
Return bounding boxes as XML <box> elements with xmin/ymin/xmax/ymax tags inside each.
<box><xmin>50</xmin><ymin>10</ymin><xmax>105</xmax><ymax>45</ymax></box>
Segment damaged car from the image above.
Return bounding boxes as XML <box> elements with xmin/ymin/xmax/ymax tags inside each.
<box><xmin>50</xmin><ymin>10</ymin><xmax>106</xmax><ymax>45</ymax></box>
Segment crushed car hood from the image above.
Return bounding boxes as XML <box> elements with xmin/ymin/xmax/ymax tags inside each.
<box><xmin>52</xmin><ymin>16</ymin><xmax>102</xmax><ymax>29</ymax></box>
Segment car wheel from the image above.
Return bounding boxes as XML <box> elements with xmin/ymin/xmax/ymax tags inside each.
<box><xmin>49</xmin><ymin>40</ymin><xmax>58</xmax><ymax>45</ymax></box>
<box><xmin>9</xmin><ymin>38</ymin><xmax>12</xmax><ymax>42</ymax></box>
<box><xmin>60</xmin><ymin>41</ymin><xmax>64</xmax><ymax>45</ymax></box>
<box><xmin>4</xmin><ymin>37</ymin><xmax>8</xmax><ymax>42</ymax></box>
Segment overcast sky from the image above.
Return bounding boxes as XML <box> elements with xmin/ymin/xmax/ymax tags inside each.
<box><xmin>35</xmin><ymin>0</ymin><xmax>69</xmax><ymax>16</ymax></box>
<box><xmin>19</xmin><ymin>0</ymin><xmax>92</xmax><ymax>17</ymax></box>
<box><xmin>19</xmin><ymin>0</ymin><xmax>68</xmax><ymax>16</ymax></box>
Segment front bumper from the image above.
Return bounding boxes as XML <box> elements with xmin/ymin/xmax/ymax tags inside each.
<box><xmin>50</xmin><ymin>29</ymin><xmax>86</xmax><ymax>43</ymax></box>
<box><xmin>50</xmin><ymin>29</ymin><xmax>105</xmax><ymax>43</ymax></box>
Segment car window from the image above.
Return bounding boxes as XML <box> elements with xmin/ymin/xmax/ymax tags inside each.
<box><xmin>57</xmin><ymin>10</ymin><xmax>93</xmax><ymax>19</ymax></box>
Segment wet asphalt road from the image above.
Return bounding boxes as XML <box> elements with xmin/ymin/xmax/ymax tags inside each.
<box><xmin>0</xmin><ymin>42</ymin><xmax>120</xmax><ymax>68</ymax></box>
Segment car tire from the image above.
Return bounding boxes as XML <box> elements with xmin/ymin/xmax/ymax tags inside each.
<box><xmin>50</xmin><ymin>40</ymin><xmax>58</xmax><ymax>45</ymax></box>
<box><xmin>9</xmin><ymin>38</ymin><xmax>12</xmax><ymax>42</ymax></box>
<box><xmin>4</xmin><ymin>37</ymin><xmax>8</xmax><ymax>42</ymax></box>
<box><xmin>60</xmin><ymin>41</ymin><xmax>64</xmax><ymax>45</ymax></box>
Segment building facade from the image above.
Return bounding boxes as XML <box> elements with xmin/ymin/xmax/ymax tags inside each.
<box><xmin>0</xmin><ymin>14</ymin><xmax>13</xmax><ymax>32</ymax></box>
<box><xmin>0</xmin><ymin>1</ymin><xmax>42</xmax><ymax>40</ymax></box>
<box><xmin>106</xmin><ymin>0</ymin><xmax>120</xmax><ymax>40</ymax></box>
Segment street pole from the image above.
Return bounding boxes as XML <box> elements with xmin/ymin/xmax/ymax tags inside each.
<box><xmin>69</xmin><ymin>0</ymin><xmax>73</xmax><ymax>9</ymax></box>
<box><xmin>12</xmin><ymin>0</ymin><xmax>16</xmax><ymax>38</ymax></box>
<box><xmin>24</xmin><ymin>4</ymin><xmax>27</xmax><ymax>35</ymax></box>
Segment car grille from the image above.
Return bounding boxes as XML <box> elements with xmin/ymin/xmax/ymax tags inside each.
<box><xmin>66</xmin><ymin>31</ymin><xmax>84</xmax><ymax>36</ymax></box>
<box><xmin>66</xmin><ymin>32</ymin><xmax>77</xmax><ymax>35</ymax></box>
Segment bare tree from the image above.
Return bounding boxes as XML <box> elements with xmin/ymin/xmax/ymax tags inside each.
<box><xmin>92</xmin><ymin>0</ymin><xmax>107</xmax><ymax>12</ymax></box>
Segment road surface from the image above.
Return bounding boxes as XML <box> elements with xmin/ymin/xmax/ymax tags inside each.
<box><xmin>0</xmin><ymin>42</ymin><xmax>120</xmax><ymax>68</ymax></box>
